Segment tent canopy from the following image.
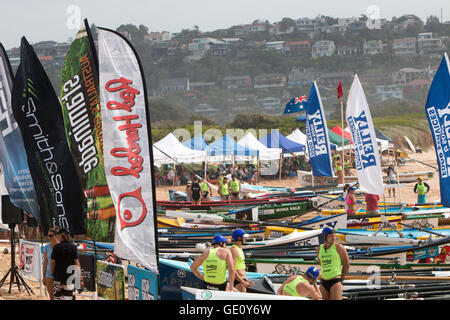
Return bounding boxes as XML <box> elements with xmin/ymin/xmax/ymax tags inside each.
<box><xmin>259</xmin><ymin>129</ymin><xmax>306</xmax><ymax>154</ymax></box>
<box><xmin>206</xmin><ymin>134</ymin><xmax>259</xmax><ymax>157</ymax></box>
<box><xmin>328</xmin><ymin>128</ymin><xmax>351</xmax><ymax>147</ymax></box>
<box><xmin>288</xmin><ymin>128</ymin><xmax>337</xmax><ymax>151</ymax></box>
<box><xmin>183</xmin><ymin>135</ymin><xmax>209</xmax><ymax>150</ymax></box>
<box><xmin>153</xmin><ymin>133</ymin><xmax>206</xmax><ymax>166</ymax></box>
<box><xmin>238</xmin><ymin>132</ymin><xmax>282</xmax><ymax>160</ymax></box>
<box><xmin>331</xmin><ymin>125</ymin><xmax>353</xmax><ymax>144</ymax></box>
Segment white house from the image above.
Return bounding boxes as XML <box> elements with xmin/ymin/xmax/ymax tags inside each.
<box><xmin>312</xmin><ymin>40</ymin><xmax>335</xmax><ymax>57</ymax></box>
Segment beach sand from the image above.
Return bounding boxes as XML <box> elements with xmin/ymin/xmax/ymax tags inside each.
<box><xmin>0</xmin><ymin>147</ymin><xmax>441</xmax><ymax>300</ymax></box>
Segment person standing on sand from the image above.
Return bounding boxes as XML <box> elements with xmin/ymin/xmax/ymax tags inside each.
<box><xmin>334</xmin><ymin>156</ymin><xmax>344</xmax><ymax>185</ymax></box>
<box><xmin>190</xmin><ymin>177</ymin><xmax>202</xmax><ymax>205</ymax></box>
<box><xmin>345</xmin><ymin>186</ymin><xmax>357</xmax><ymax>215</ymax></box>
<box><xmin>201</xmin><ymin>178</ymin><xmax>212</xmax><ymax>201</ymax></box>
<box><xmin>51</xmin><ymin>228</ymin><xmax>83</xmax><ymax>300</ymax></box>
<box><xmin>384</xmin><ymin>165</ymin><xmax>397</xmax><ymax>198</ymax></box>
<box><xmin>414</xmin><ymin>177</ymin><xmax>430</xmax><ymax>204</ymax></box>
<box><xmin>42</xmin><ymin>227</ymin><xmax>60</xmax><ymax>300</ymax></box>
<box><xmin>316</xmin><ymin>227</ymin><xmax>349</xmax><ymax>300</ymax></box>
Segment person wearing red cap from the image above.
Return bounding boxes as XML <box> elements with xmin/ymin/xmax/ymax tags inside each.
<box><xmin>277</xmin><ymin>266</ymin><xmax>322</xmax><ymax>299</ymax></box>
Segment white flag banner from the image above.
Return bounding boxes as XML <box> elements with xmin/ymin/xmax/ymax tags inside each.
<box><xmin>98</xmin><ymin>28</ymin><xmax>158</xmax><ymax>273</ymax></box>
<box><xmin>19</xmin><ymin>239</ymin><xmax>42</xmax><ymax>280</ymax></box>
<box><xmin>346</xmin><ymin>74</ymin><xmax>384</xmax><ymax>195</ymax></box>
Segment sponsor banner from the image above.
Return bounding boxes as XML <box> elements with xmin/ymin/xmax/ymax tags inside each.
<box><xmin>346</xmin><ymin>74</ymin><xmax>384</xmax><ymax>195</ymax></box>
<box><xmin>413</xmin><ymin>246</ymin><xmax>439</xmax><ymax>260</ymax></box>
<box><xmin>19</xmin><ymin>239</ymin><xmax>41</xmax><ymax>279</ymax></box>
<box><xmin>305</xmin><ymin>82</ymin><xmax>333</xmax><ymax>177</ymax></box>
<box><xmin>127</xmin><ymin>264</ymin><xmax>158</xmax><ymax>300</ymax></box>
<box><xmin>425</xmin><ymin>53</ymin><xmax>450</xmax><ymax>207</ymax></box>
<box><xmin>78</xmin><ymin>253</ymin><xmax>96</xmax><ymax>292</ymax></box>
<box><xmin>96</xmin><ymin>260</ymin><xmax>125</xmax><ymax>300</ymax></box>
<box><xmin>60</xmin><ymin>21</ymin><xmax>115</xmax><ymax>242</ymax></box>
<box><xmin>98</xmin><ymin>28</ymin><xmax>158</xmax><ymax>272</ymax></box>
<box><xmin>11</xmin><ymin>37</ymin><xmax>85</xmax><ymax>235</ymax></box>
<box><xmin>0</xmin><ymin>43</ymin><xmax>40</xmax><ymax>220</ymax></box>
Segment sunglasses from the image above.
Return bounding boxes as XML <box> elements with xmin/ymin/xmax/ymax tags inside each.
<box><xmin>48</xmin><ymin>234</ymin><xmax>55</xmax><ymax>237</ymax></box>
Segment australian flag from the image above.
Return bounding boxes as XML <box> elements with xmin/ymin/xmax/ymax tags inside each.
<box><xmin>283</xmin><ymin>95</ymin><xmax>308</xmax><ymax>114</ymax></box>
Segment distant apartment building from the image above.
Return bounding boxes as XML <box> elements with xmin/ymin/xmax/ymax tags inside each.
<box><xmin>257</xmin><ymin>97</ymin><xmax>281</xmax><ymax>110</ymax></box>
<box><xmin>312</xmin><ymin>40</ymin><xmax>335</xmax><ymax>57</ymax></box>
<box><xmin>268</xmin><ymin>24</ymin><xmax>294</xmax><ymax>35</ymax></box>
<box><xmin>392</xmin><ymin>37</ymin><xmax>416</xmax><ymax>55</ymax></box>
<box><xmin>294</xmin><ymin>17</ymin><xmax>327</xmax><ymax>37</ymax></box>
<box><xmin>288</xmin><ymin>71</ymin><xmax>317</xmax><ymax>88</ymax></box>
<box><xmin>392</xmin><ymin>18</ymin><xmax>417</xmax><ymax>32</ymax></box>
<box><xmin>375</xmin><ymin>85</ymin><xmax>404</xmax><ymax>102</ymax></box>
<box><xmin>188</xmin><ymin>37</ymin><xmax>217</xmax><ymax>57</ymax></box>
<box><xmin>234</xmin><ymin>22</ymin><xmax>266</xmax><ymax>36</ymax></box>
<box><xmin>336</xmin><ymin>43</ymin><xmax>359</xmax><ymax>56</ymax></box>
<box><xmin>253</xmin><ymin>73</ymin><xmax>286</xmax><ymax>89</ymax></box>
<box><xmin>159</xmin><ymin>77</ymin><xmax>190</xmax><ymax>93</ymax></box>
<box><xmin>337</xmin><ymin>17</ymin><xmax>359</xmax><ymax>26</ymax></box>
<box><xmin>393</xmin><ymin>68</ymin><xmax>429</xmax><ymax>85</ymax></box>
<box><xmin>284</xmin><ymin>41</ymin><xmax>311</xmax><ymax>56</ymax></box>
<box><xmin>403</xmin><ymin>79</ymin><xmax>431</xmax><ymax>95</ymax></box>
<box><xmin>153</xmin><ymin>40</ymin><xmax>179</xmax><ymax>57</ymax></box>
<box><xmin>363</xmin><ymin>40</ymin><xmax>384</xmax><ymax>55</ymax></box>
<box><xmin>190</xmin><ymin>82</ymin><xmax>215</xmax><ymax>93</ymax></box>
<box><xmin>222</xmin><ymin>76</ymin><xmax>252</xmax><ymax>90</ymax></box>
<box><xmin>209</xmin><ymin>40</ymin><xmax>228</xmax><ymax>56</ymax></box>
<box><xmin>265</xmin><ymin>41</ymin><xmax>285</xmax><ymax>51</ymax></box>
<box><xmin>318</xmin><ymin>72</ymin><xmax>353</xmax><ymax>86</ymax></box>
<box><xmin>144</xmin><ymin>32</ymin><xmax>172</xmax><ymax>43</ymax></box>
<box><xmin>417</xmin><ymin>33</ymin><xmax>443</xmax><ymax>55</ymax></box>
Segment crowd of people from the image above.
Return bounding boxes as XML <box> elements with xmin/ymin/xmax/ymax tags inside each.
<box><xmin>191</xmin><ymin>227</ymin><xmax>349</xmax><ymax>300</ymax></box>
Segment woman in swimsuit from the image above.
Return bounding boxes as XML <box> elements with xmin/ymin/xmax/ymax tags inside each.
<box><xmin>346</xmin><ymin>186</ymin><xmax>356</xmax><ymax>215</ymax></box>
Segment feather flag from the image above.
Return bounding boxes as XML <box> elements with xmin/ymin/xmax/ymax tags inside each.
<box><xmin>425</xmin><ymin>53</ymin><xmax>450</xmax><ymax>207</ymax></box>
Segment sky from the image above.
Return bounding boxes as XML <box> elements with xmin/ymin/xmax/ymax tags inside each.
<box><xmin>0</xmin><ymin>0</ymin><xmax>449</xmax><ymax>49</ymax></box>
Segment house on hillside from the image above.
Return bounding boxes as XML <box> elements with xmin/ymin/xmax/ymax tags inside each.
<box><xmin>392</xmin><ymin>68</ymin><xmax>429</xmax><ymax>86</ymax></box>
<box><xmin>190</xmin><ymin>82</ymin><xmax>216</xmax><ymax>94</ymax></box>
<box><xmin>336</xmin><ymin>43</ymin><xmax>360</xmax><ymax>56</ymax></box>
<box><xmin>265</xmin><ymin>41</ymin><xmax>285</xmax><ymax>51</ymax></box>
<box><xmin>375</xmin><ymin>85</ymin><xmax>404</xmax><ymax>102</ymax></box>
<box><xmin>223</xmin><ymin>76</ymin><xmax>252</xmax><ymax>90</ymax></box>
<box><xmin>312</xmin><ymin>40</ymin><xmax>335</xmax><ymax>57</ymax></box>
<box><xmin>188</xmin><ymin>37</ymin><xmax>217</xmax><ymax>57</ymax></box>
<box><xmin>403</xmin><ymin>79</ymin><xmax>431</xmax><ymax>94</ymax></box>
<box><xmin>392</xmin><ymin>37</ymin><xmax>416</xmax><ymax>55</ymax></box>
<box><xmin>234</xmin><ymin>22</ymin><xmax>266</xmax><ymax>36</ymax></box>
<box><xmin>253</xmin><ymin>73</ymin><xmax>286</xmax><ymax>89</ymax></box>
<box><xmin>256</xmin><ymin>97</ymin><xmax>281</xmax><ymax>111</ymax></box>
<box><xmin>159</xmin><ymin>77</ymin><xmax>190</xmax><ymax>94</ymax></box>
<box><xmin>417</xmin><ymin>33</ymin><xmax>444</xmax><ymax>56</ymax></box>
<box><xmin>363</xmin><ymin>40</ymin><xmax>384</xmax><ymax>55</ymax></box>
<box><xmin>144</xmin><ymin>32</ymin><xmax>172</xmax><ymax>44</ymax></box>
<box><xmin>294</xmin><ymin>17</ymin><xmax>327</xmax><ymax>38</ymax></box>
<box><xmin>288</xmin><ymin>71</ymin><xmax>317</xmax><ymax>88</ymax></box>
<box><xmin>284</xmin><ymin>41</ymin><xmax>311</xmax><ymax>56</ymax></box>
<box><xmin>318</xmin><ymin>72</ymin><xmax>353</xmax><ymax>86</ymax></box>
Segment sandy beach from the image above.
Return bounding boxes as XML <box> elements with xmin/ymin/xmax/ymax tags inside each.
<box><xmin>0</xmin><ymin>147</ymin><xmax>441</xmax><ymax>300</ymax></box>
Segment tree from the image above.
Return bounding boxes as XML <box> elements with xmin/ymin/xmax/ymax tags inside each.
<box><xmin>279</xmin><ymin>18</ymin><xmax>295</xmax><ymax>32</ymax></box>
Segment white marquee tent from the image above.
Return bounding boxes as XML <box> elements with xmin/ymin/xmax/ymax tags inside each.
<box><xmin>237</xmin><ymin>132</ymin><xmax>282</xmax><ymax>161</ymax></box>
<box><xmin>153</xmin><ymin>133</ymin><xmax>206</xmax><ymax>166</ymax></box>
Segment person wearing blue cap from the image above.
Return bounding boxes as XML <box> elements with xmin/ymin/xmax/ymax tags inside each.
<box><xmin>230</xmin><ymin>229</ymin><xmax>254</xmax><ymax>292</ymax></box>
<box><xmin>277</xmin><ymin>266</ymin><xmax>322</xmax><ymax>299</ymax></box>
<box><xmin>190</xmin><ymin>234</ymin><xmax>238</xmax><ymax>292</ymax></box>
<box><xmin>316</xmin><ymin>227</ymin><xmax>349</xmax><ymax>300</ymax></box>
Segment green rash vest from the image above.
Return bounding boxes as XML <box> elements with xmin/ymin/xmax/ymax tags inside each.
<box><xmin>318</xmin><ymin>244</ymin><xmax>342</xmax><ymax>280</ymax></box>
<box><xmin>202</xmin><ymin>247</ymin><xmax>227</xmax><ymax>285</ymax></box>
<box><xmin>283</xmin><ymin>275</ymin><xmax>308</xmax><ymax>297</ymax></box>
<box><xmin>231</xmin><ymin>245</ymin><xmax>245</xmax><ymax>271</ymax></box>
<box><xmin>201</xmin><ymin>181</ymin><xmax>209</xmax><ymax>192</ymax></box>
<box><xmin>230</xmin><ymin>180</ymin><xmax>240</xmax><ymax>193</ymax></box>
<box><xmin>416</xmin><ymin>183</ymin><xmax>426</xmax><ymax>195</ymax></box>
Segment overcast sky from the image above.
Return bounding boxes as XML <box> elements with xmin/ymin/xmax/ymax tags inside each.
<box><xmin>1</xmin><ymin>0</ymin><xmax>449</xmax><ymax>49</ymax></box>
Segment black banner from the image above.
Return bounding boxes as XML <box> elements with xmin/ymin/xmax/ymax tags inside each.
<box><xmin>11</xmin><ymin>37</ymin><xmax>85</xmax><ymax>235</ymax></box>
<box><xmin>78</xmin><ymin>253</ymin><xmax>96</xmax><ymax>292</ymax></box>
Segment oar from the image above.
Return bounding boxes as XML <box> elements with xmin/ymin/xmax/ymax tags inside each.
<box><xmin>399</xmin><ymin>222</ymin><xmax>448</xmax><ymax>238</ymax></box>
<box><xmin>345</xmin><ymin>275</ymin><xmax>450</xmax><ymax>281</ymax></box>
